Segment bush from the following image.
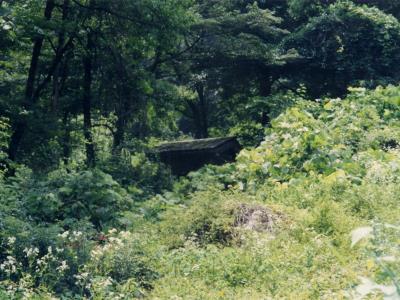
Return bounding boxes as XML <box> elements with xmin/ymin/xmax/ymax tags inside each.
<box><xmin>229</xmin><ymin>121</ymin><xmax>265</xmax><ymax>147</ymax></box>
<box><xmin>0</xmin><ymin>228</ymin><xmax>94</xmax><ymax>297</ymax></box>
<box><xmin>54</xmin><ymin>169</ymin><xmax>133</xmax><ymax>229</ymax></box>
<box><xmin>101</xmin><ymin>139</ymin><xmax>173</xmax><ymax>198</ymax></box>
<box><xmin>17</xmin><ymin>169</ymin><xmax>133</xmax><ymax>229</ymax></box>
<box><xmin>159</xmin><ymin>190</ymin><xmax>239</xmax><ymax>247</ymax></box>
<box><xmin>236</xmin><ymin>86</ymin><xmax>400</xmax><ymax>186</ymax></box>
<box><xmin>87</xmin><ymin>230</ymin><xmax>158</xmax><ymax>290</ymax></box>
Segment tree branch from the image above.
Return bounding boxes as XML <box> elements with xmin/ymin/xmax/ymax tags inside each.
<box><xmin>33</xmin><ymin>37</ymin><xmax>75</xmax><ymax>101</ymax></box>
<box><xmin>70</xmin><ymin>0</ymin><xmax>153</xmax><ymax>27</ymax></box>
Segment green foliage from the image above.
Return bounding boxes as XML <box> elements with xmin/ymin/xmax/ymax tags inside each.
<box><xmin>0</xmin><ymin>118</ymin><xmax>10</xmax><ymax>175</ymax></box>
<box><xmin>2</xmin><ymin>84</ymin><xmax>400</xmax><ymax>298</ymax></box>
<box><xmin>236</xmin><ymin>86</ymin><xmax>400</xmax><ymax>185</ymax></box>
<box><xmin>3</xmin><ymin>0</ymin><xmax>400</xmax><ymax>298</ymax></box>
<box><xmin>160</xmin><ymin>190</ymin><xmax>237</xmax><ymax>247</ymax></box>
<box><xmin>287</xmin><ymin>1</ymin><xmax>400</xmax><ymax>96</ymax></box>
<box><xmin>135</xmin><ymin>85</ymin><xmax>400</xmax><ymax>298</ymax></box>
<box><xmin>101</xmin><ymin>140</ymin><xmax>173</xmax><ymax>197</ymax></box>
<box><xmin>0</xmin><ymin>167</ymin><xmax>133</xmax><ymax>232</ymax></box>
<box><xmin>0</xmin><ymin>228</ymin><xmax>158</xmax><ymax>299</ymax></box>
<box><xmin>87</xmin><ymin>231</ymin><xmax>158</xmax><ymax>290</ymax></box>
<box><xmin>229</xmin><ymin>120</ymin><xmax>265</xmax><ymax>147</ymax></box>
<box><xmin>53</xmin><ymin>169</ymin><xmax>133</xmax><ymax>229</ymax></box>
<box><xmin>288</xmin><ymin>0</ymin><xmax>334</xmax><ymax>23</ymax></box>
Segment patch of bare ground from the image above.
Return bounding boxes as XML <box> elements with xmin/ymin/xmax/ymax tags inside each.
<box><xmin>234</xmin><ymin>204</ymin><xmax>283</xmax><ymax>233</ymax></box>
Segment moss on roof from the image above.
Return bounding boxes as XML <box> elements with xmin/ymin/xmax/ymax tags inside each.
<box><xmin>157</xmin><ymin>137</ymin><xmax>237</xmax><ymax>152</ymax></box>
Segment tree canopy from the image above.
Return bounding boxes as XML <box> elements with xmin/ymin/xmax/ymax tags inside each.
<box><xmin>1</xmin><ymin>0</ymin><xmax>400</xmax><ymax>168</ymax></box>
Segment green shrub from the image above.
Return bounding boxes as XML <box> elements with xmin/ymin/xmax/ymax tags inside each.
<box><xmin>88</xmin><ymin>230</ymin><xmax>158</xmax><ymax>290</ymax></box>
<box><xmin>101</xmin><ymin>139</ymin><xmax>173</xmax><ymax>197</ymax></box>
<box><xmin>229</xmin><ymin>121</ymin><xmax>265</xmax><ymax>147</ymax></box>
<box><xmin>236</xmin><ymin>86</ymin><xmax>400</xmax><ymax>186</ymax></box>
<box><xmin>160</xmin><ymin>190</ymin><xmax>237</xmax><ymax>247</ymax></box>
<box><xmin>17</xmin><ymin>169</ymin><xmax>133</xmax><ymax>229</ymax></box>
<box><xmin>0</xmin><ymin>228</ymin><xmax>94</xmax><ymax>297</ymax></box>
<box><xmin>54</xmin><ymin>169</ymin><xmax>133</xmax><ymax>228</ymax></box>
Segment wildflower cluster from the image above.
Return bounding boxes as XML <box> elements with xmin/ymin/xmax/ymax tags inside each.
<box><xmin>75</xmin><ymin>228</ymin><xmax>138</xmax><ymax>299</ymax></box>
<box><xmin>0</xmin><ymin>230</ymin><xmax>90</xmax><ymax>298</ymax></box>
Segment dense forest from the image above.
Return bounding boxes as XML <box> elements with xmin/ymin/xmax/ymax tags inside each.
<box><xmin>1</xmin><ymin>0</ymin><xmax>400</xmax><ymax>299</ymax></box>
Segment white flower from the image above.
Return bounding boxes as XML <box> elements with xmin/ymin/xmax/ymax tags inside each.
<box><xmin>119</xmin><ymin>231</ymin><xmax>131</xmax><ymax>239</ymax></box>
<box><xmin>7</xmin><ymin>237</ymin><xmax>16</xmax><ymax>245</ymax></box>
<box><xmin>108</xmin><ymin>228</ymin><xmax>118</xmax><ymax>235</ymax></box>
<box><xmin>6</xmin><ymin>256</ymin><xmax>15</xmax><ymax>263</ymax></box>
<box><xmin>37</xmin><ymin>258</ymin><xmax>46</xmax><ymax>267</ymax></box>
<box><xmin>297</xmin><ymin>127</ymin><xmax>309</xmax><ymax>132</ymax></box>
<box><xmin>23</xmin><ymin>247</ymin><xmax>39</xmax><ymax>258</ymax></box>
<box><xmin>73</xmin><ymin>231</ymin><xmax>83</xmax><ymax>237</ymax></box>
<box><xmin>2</xmin><ymin>24</ymin><xmax>11</xmax><ymax>30</ymax></box>
<box><xmin>279</xmin><ymin>122</ymin><xmax>292</xmax><ymax>128</ymax></box>
<box><xmin>91</xmin><ymin>247</ymin><xmax>103</xmax><ymax>259</ymax></box>
<box><xmin>58</xmin><ymin>231</ymin><xmax>69</xmax><ymax>239</ymax></box>
<box><xmin>108</xmin><ymin>237</ymin><xmax>123</xmax><ymax>246</ymax></box>
<box><xmin>74</xmin><ymin>272</ymin><xmax>91</xmax><ymax>287</ymax></box>
<box><xmin>56</xmin><ymin>260</ymin><xmax>69</xmax><ymax>272</ymax></box>
<box><xmin>0</xmin><ymin>256</ymin><xmax>18</xmax><ymax>275</ymax></box>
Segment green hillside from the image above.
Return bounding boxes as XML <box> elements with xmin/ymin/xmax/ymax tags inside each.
<box><xmin>2</xmin><ymin>86</ymin><xmax>399</xmax><ymax>299</ymax></box>
<box><xmin>1</xmin><ymin>1</ymin><xmax>400</xmax><ymax>299</ymax></box>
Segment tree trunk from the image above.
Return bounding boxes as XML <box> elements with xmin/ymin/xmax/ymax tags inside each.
<box><xmin>195</xmin><ymin>84</ymin><xmax>209</xmax><ymax>138</ymax></box>
<box><xmin>8</xmin><ymin>0</ymin><xmax>55</xmax><ymax>161</ymax></box>
<box><xmin>82</xmin><ymin>31</ymin><xmax>95</xmax><ymax>167</ymax></box>
<box><xmin>61</xmin><ymin>112</ymin><xmax>71</xmax><ymax>165</ymax></box>
<box><xmin>113</xmin><ymin>78</ymin><xmax>131</xmax><ymax>150</ymax></box>
<box><xmin>259</xmin><ymin>74</ymin><xmax>272</xmax><ymax>127</ymax></box>
<box><xmin>113</xmin><ymin>116</ymin><xmax>124</xmax><ymax>150</ymax></box>
<box><xmin>113</xmin><ymin>100</ymin><xmax>130</xmax><ymax>150</ymax></box>
<box><xmin>52</xmin><ymin>0</ymin><xmax>70</xmax><ymax>112</ymax></box>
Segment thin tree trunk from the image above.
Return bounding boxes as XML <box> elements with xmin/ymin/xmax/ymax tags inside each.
<box><xmin>82</xmin><ymin>31</ymin><xmax>95</xmax><ymax>167</ymax></box>
<box><xmin>52</xmin><ymin>0</ymin><xmax>70</xmax><ymax>112</ymax></box>
<box><xmin>195</xmin><ymin>84</ymin><xmax>208</xmax><ymax>138</ymax></box>
<box><xmin>62</xmin><ymin>112</ymin><xmax>71</xmax><ymax>165</ymax></box>
<box><xmin>187</xmin><ymin>101</ymin><xmax>201</xmax><ymax>139</ymax></box>
<box><xmin>113</xmin><ymin>79</ymin><xmax>131</xmax><ymax>150</ymax></box>
<box><xmin>8</xmin><ymin>0</ymin><xmax>55</xmax><ymax>161</ymax></box>
<box><xmin>113</xmin><ymin>100</ymin><xmax>129</xmax><ymax>150</ymax></box>
<box><xmin>113</xmin><ymin>116</ymin><xmax>124</xmax><ymax>150</ymax></box>
<box><xmin>259</xmin><ymin>74</ymin><xmax>272</xmax><ymax>127</ymax></box>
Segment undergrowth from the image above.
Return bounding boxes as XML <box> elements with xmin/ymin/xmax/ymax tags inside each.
<box><xmin>2</xmin><ymin>86</ymin><xmax>400</xmax><ymax>299</ymax></box>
